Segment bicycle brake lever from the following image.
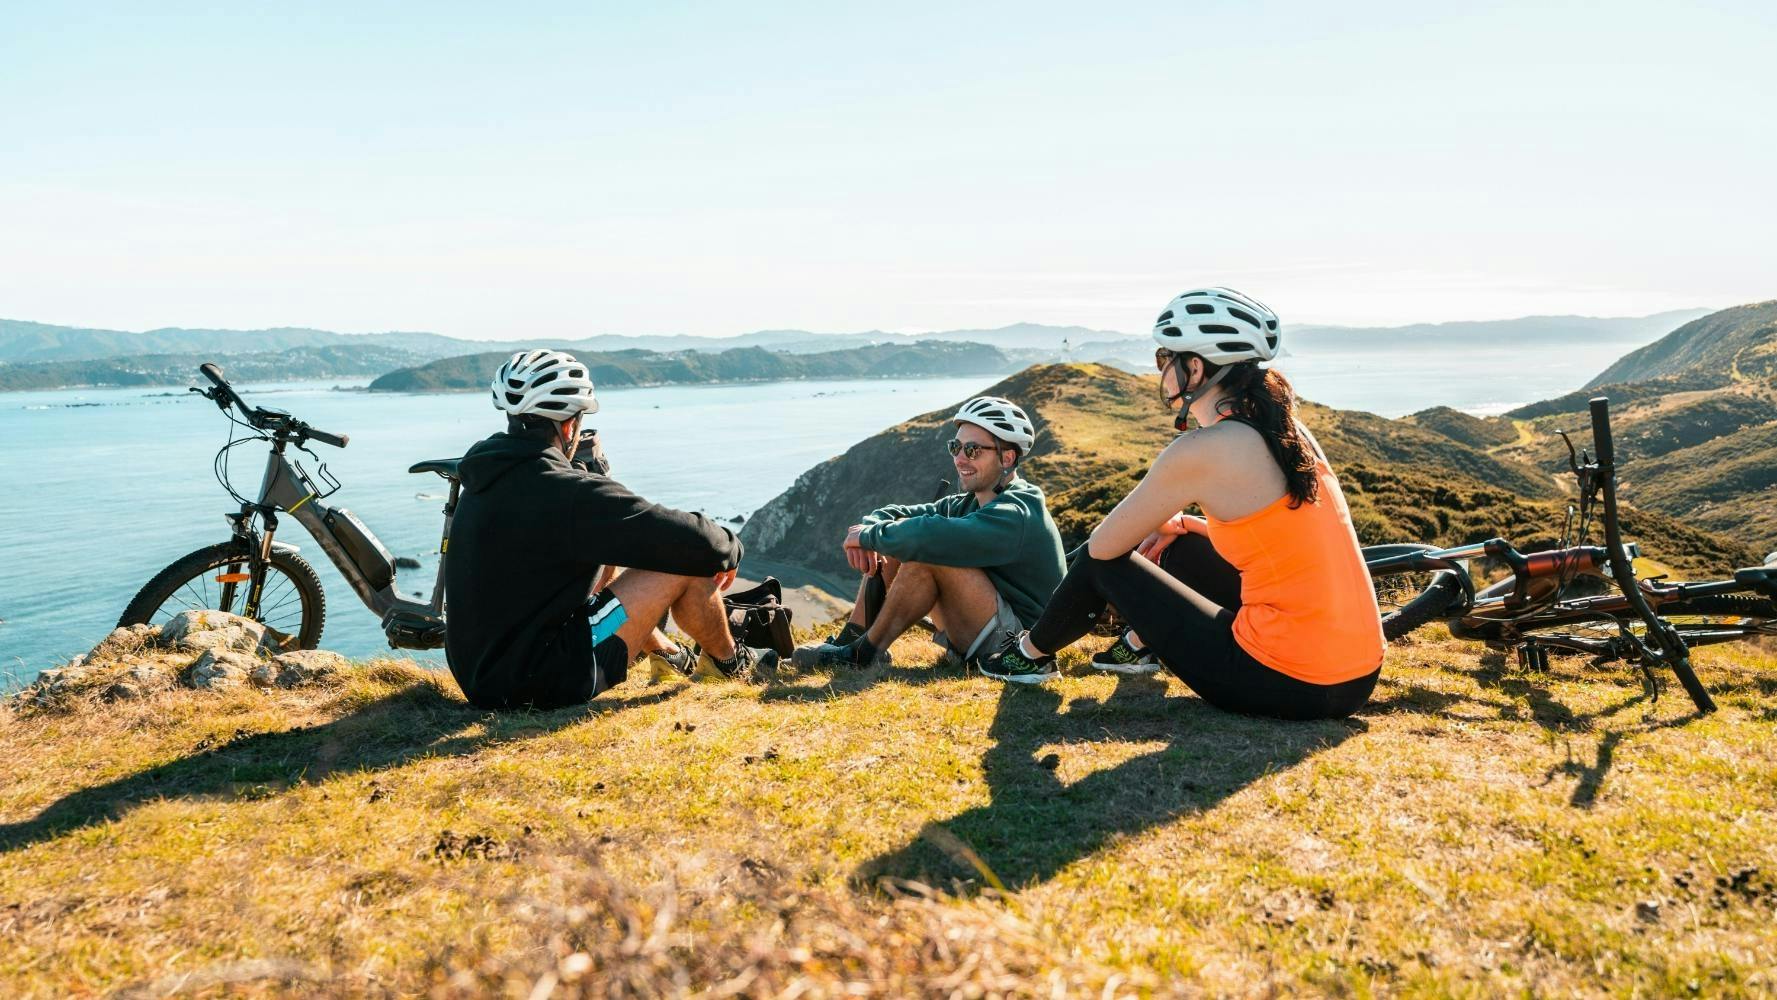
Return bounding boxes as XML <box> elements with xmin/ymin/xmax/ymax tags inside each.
<box><xmin>1556</xmin><ymin>429</ymin><xmax>1579</xmax><ymax>475</ymax></box>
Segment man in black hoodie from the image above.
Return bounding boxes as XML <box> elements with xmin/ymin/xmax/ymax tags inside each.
<box><xmin>445</xmin><ymin>350</ymin><xmax>777</xmax><ymax>709</ymax></box>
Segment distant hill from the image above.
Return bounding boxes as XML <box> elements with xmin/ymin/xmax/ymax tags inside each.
<box><xmin>741</xmin><ymin>364</ymin><xmax>1753</xmax><ymax>585</ymax></box>
<box><xmin>0</xmin><ymin>317</ymin><xmax>1126</xmax><ymax>366</ymax></box>
<box><xmin>1400</xmin><ymin>300</ymin><xmax>1777</xmax><ymax>553</ymax></box>
<box><xmin>0</xmin><ymin>345</ymin><xmax>428</xmax><ymax>391</ymax></box>
<box><xmin>1403</xmin><ymin>406</ymin><xmax>1520</xmax><ymax>449</ymax></box>
<box><xmin>1585</xmin><ymin>300</ymin><xmax>1777</xmax><ymax>386</ymax></box>
<box><xmin>1290</xmin><ymin>310</ymin><xmax>1710</xmax><ymax>349</ymax></box>
<box><xmin>0</xmin><ymin>320</ymin><xmax>469</xmax><ymax>364</ymax></box>
<box><xmin>368</xmin><ymin>341</ymin><xmax>1018</xmax><ymax>392</ymax></box>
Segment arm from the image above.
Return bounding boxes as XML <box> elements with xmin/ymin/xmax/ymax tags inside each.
<box><xmin>574</xmin><ymin>476</ymin><xmax>742</xmax><ymax>577</ymax></box>
<box><xmin>858</xmin><ymin>498</ymin><xmax>1027</xmax><ymax>567</ymax></box>
<box><xmin>1087</xmin><ymin>433</ymin><xmax>1211</xmax><ymax>560</ymax></box>
<box><xmin>861</xmin><ymin>500</ymin><xmax>943</xmax><ymax>526</ymax></box>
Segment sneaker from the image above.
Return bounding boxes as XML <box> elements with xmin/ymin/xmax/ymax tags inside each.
<box><xmin>694</xmin><ymin>642</ymin><xmax>779</xmax><ymax>682</ymax></box>
<box><xmin>791</xmin><ymin>639</ymin><xmax>892</xmax><ymax>671</ymax></box>
<box><xmin>643</xmin><ymin>645</ymin><xmax>694</xmax><ymax>683</ymax></box>
<box><xmin>1090</xmin><ymin>632</ymin><xmax>1160</xmax><ymax>675</ymax></box>
<box><xmin>825</xmin><ymin>620</ymin><xmax>867</xmax><ymax>646</ymax></box>
<box><xmin>979</xmin><ymin>635</ymin><xmax>1058</xmax><ymax>685</ymax></box>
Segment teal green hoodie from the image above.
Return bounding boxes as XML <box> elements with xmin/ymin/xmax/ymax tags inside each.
<box><xmin>857</xmin><ymin>476</ymin><xmax>1066</xmax><ymax>628</ymax></box>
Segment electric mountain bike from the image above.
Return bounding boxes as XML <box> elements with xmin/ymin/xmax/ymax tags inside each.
<box><xmin>118</xmin><ymin>363</ymin><xmax>460</xmax><ymax>651</ymax></box>
<box><xmin>1363</xmin><ymin>396</ymin><xmax>1777</xmax><ymax>714</ymax></box>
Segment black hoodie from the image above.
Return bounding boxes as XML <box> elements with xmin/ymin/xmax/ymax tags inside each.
<box><xmin>444</xmin><ymin>432</ymin><xmax>741</xmax><ymax>708</ymax></box>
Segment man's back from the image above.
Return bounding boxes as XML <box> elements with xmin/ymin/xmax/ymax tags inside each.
<box><xmin>445</xmin><ymin>432</ymin><xmax>740</xmax><ymax>708</ymax></box>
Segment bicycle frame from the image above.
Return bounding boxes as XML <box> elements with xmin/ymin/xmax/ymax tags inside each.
<box><xmin>234</xmin><ymin>435</ymin><xmax>454</xmax><ymax>643</ymax></box>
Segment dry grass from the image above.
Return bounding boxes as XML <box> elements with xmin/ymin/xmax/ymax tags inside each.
<box><xmin>3</xmin><ymin>625</ymin><xmax>1775</xmax><ymax>998</ymax></box>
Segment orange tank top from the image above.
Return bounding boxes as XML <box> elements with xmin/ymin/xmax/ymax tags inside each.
<box><xmin>1203</xmin><ymin>437</ymin><xmax>1385</xmax><ymax>685</ymax></box>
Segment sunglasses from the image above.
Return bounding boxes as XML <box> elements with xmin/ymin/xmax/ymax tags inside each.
<box><xmin>947</xmin><ymin>439</ymin><xmax>1005</xmax><ymax>460</ymax></box>
<box><xmin>1154</xmin><ymin>347</ymin><xmax>1176</xmax><ymax>372</ymax></box>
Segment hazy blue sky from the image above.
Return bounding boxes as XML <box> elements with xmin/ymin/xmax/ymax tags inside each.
<box><xmin>2</xmin><ymin>1</ymin><xmax>1772</xmax><ymax>338</ymax></box>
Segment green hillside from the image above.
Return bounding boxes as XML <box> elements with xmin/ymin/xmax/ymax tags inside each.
<box><xmin>741</xmin><ymin>364</ymin><xmax>1753</xmax><ymax>583</ymax></box>
<box><xmin>1404</xmin><ymin>405</ymin><xmax>1520</xmax><ymax>449</ymax></box>
<box><xmin>1587</xmin><ymin>300</ymin><xmax>1777</xmax><ymax>386</ymax></box>
<box><xmin>369</xmin><ymin>341</ymin><xmax>1016</xmax><ymax>392</ymax></box>
<box><xmin>1453</xmin><ymin>302</ymin><xmax>1777</xmax><ymax>552</ymax></box>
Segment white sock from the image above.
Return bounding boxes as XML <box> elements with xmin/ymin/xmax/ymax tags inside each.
<box><xmin>1018</xmin><ymin>633</ymin><xmax>1047</xmax><ymax>660</ymax></box>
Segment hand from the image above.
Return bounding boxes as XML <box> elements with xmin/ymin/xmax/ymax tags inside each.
<box><xmin>843</xmin><ymin>524</ymin><xmax>879</xmax><ymax>574</ymax></box>
<box><xmin>713</xmin><ymin>568</ymin><xmax>737</xmax><ymax>592</ymax></box>
<box><xmin>1136</xmin><ymin>513</ymin><xmax>1206</xmax><ymax>562</ymax></box>
<box><xmin>1136</xmin><ymin>531</ymin><xmax>1176</xmax><ymax>562</ymax></box>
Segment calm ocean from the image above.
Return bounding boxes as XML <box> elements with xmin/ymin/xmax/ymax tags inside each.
<box><xmin>0</xmin><ymin>339</ymin><xmax>1635</xmax><ymax>687</ymax></box>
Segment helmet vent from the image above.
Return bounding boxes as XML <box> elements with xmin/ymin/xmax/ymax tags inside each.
<box><xmin>1227</xmin><ymin>307</ymin><xmax>1260</xmax><ymax>327</ymax></box>
<box><xmin>1156</xmin><ymin>310</ymin><xmax>1174</xmax><ymax>323</ymax></box>
<box><xmin>1162</xmin><ymin>326</ymin><xmax>1181</xmax><ymax>337</ymax></box>
<box><xmin>1266</xmin><ymin>320</ymin><xmax>1279</xmax><ymax>331</ymax></box>
<box><xmin>1217</xmin><ymin>341</ymin><xmax>1251</xmax><ymax>353</ymax></box>
<box><xmin>1185</xmin><ymin>303</ymin><xmax>1215</xmax><ymax>315</ymax></box>
<box><xmin>1200</xmin><ymin>324</ymin><xmax>1238</xmax><ymax>335</ymax></box>
<box><xmin>532</xmin><ymin>370</ymin><xmax>560</xmax><ymax>386</ymax></box>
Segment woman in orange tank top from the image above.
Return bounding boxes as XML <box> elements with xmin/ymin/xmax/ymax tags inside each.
<box><xmin>981</xmin><ymin>287</ymin><xmax>1385</xmax><ymax>720</ymax></box>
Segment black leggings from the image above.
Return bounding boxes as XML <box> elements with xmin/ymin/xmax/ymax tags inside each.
<box><xmin>1029</xmin><ymin>534</ymin><xmax>1378</xmax><ymax>720</ymax></box>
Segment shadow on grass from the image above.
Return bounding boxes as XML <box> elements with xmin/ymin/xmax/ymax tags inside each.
<box><xmin>0</xmin><ymin>680</ymin><xmax>682</xmax><ymax>855</ymax></box>
<box><xmin>762</xmin><ymin>643</ymin><xmax>966</xmax><ymax>704</ymax></box>
<box><xmin>858</xmin><ymin>674</ymin><xmax>1364</xmax><ymax>891</ymax></box>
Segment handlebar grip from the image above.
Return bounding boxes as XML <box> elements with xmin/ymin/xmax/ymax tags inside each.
<box><xmin>200</xmin><ymin>362</ymin><xmax>226</xmax><ymax>387</ymax></box>
<box><xmin>306</xmin><ymin>427</ymin><xmax>349</xmax><ymax>448</ymax></box>
<box><xmin>1588</xmin><ymin>396</ymin><xmax>1614</xmax><ymax>466</ymax></box>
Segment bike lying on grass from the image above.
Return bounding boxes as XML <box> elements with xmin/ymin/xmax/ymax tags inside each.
<box><xmin>119</xmin><ymin>363</ymin><xmax>460</xmax><ymax>651</ymax></box>
<box><xmin>1363</xmin><ymin>396</ymin><xmax>1777</xmax><ymax>714</ymax></box>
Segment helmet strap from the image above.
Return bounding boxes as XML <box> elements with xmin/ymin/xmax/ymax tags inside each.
<box><xmin>1170</xmin><ymin>360</ymin><xmax>1231</xmax><ymax>432</ymax></box>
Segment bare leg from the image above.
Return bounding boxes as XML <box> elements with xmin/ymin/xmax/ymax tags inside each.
<box><xmin>607</xmin><ymin>571</ymin><xmax>736</xmax><ymax>663</ymax></box>
<box><xmin>863</xmin><ymin>561</ymin><xmax>998</xmax><ymax>650</ymax></box>
<box><xmin>848</xmin><ymin>556</ymin><xmax>901</xmax><ymax>626</ymax></box>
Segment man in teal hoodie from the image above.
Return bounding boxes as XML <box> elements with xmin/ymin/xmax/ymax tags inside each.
<box><xmin>792</xmin><ymin>396</ymin><xmax>1067</xmax><ymax>670</ymax></box>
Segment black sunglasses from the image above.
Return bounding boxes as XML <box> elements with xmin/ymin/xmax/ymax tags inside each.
<box><xmin>947</xmin><ymin>439</ymin><xmax>1005</xmax><ymax>460</ymax></box>
<box><xmin>1154</xmin><ymin>347</ymin><xmax>1176</xmax><ymax>372</ymax></box>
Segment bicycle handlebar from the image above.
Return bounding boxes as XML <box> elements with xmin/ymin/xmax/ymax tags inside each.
<box><xmin>1589</xmin><ymin>395</ymin><xmax>1715</xmax><ymax>713</ymax></box>
<box><xmin>1588</xmin><ymin>396</ymin><xmax>1614</xmax><ymax>467</ymax></box>
<box><xmin>196</xmin><ymin>363</ymin><xmax>349</xmax><ymax>448</ymax></box>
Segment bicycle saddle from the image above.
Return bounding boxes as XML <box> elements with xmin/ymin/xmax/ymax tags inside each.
<box><xmin>408</xmin><ymin>457</ymin><xmax>463</xmax><ymax>479</ymax></box>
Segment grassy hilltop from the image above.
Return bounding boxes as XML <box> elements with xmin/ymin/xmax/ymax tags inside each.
<box><xmin>3</xmin><ymin>622</ymin><xmax>1775</xmax><ymax>997</ymax></box>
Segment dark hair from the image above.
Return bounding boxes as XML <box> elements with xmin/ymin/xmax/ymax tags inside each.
<box><xmin>1191</xmin><ymin>357</ymin><xmax>1320</xmax><ymax>508</ymax></box>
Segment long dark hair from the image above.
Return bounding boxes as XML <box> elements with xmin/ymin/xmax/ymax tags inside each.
<box><xmin>1186</xmin><ymin>356</ymin><xmax>1320</xmax><ymax>508</ymax></box>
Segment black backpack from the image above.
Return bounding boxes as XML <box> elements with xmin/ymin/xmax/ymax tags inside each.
<box><xmin>723</xmin><ymin>577</ymin><xmax>794</xmax><ymax>657</ymax></box>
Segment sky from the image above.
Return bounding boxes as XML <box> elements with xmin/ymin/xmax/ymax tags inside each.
<box><xmin>1</xmin><ymin>1</ymin><xmax>1773</xmax><ymax>339</ymax></box>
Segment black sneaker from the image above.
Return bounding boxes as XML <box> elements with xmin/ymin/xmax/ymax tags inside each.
<box><xmin>695</xmin><ymin>642</ymin><xmax>779</xmax><ymax>682</ymax></box>
<box><xmin>791</xmin><ymin>638</ymin><xmax>892</xmax><ymax>670</ymax></box>
<box><xmin>979</xmin><ymin>634</ymin><xmax>1057</xmax><ymax>685</ymax></box>
<box><xmin>1090</xmin><ymin>632</ymin><xmax>1160</xmax><ymax>675</ymax></box>
<box><xmin>825</xmin><ymin>620</ymin><xmax>867</xmax><ymax>646</ymax></box>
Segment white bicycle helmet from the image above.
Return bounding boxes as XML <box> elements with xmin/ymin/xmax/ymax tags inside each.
<box><xmin>490</xmin><ymin>349</ymin><xmax>599</xmax><ymax>419</ymax></box>
<box><xmin>954</xmin><ymin>396</ymin><xmax>1036</xmax><ymax>453</ymax></box>
<box><xmin>1151</xmin><ymin>287</ymin><xmax>1280</xmax><ymax>365</ymax></box>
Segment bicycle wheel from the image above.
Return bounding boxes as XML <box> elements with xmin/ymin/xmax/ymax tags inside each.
<box><xmin>119</xmin><ymin>542</ymin><xmax>327</xmax><ymax>650</ymax></box>
<box><xmin>1363</xmin><ymin>544</ymin><xmax>1465</xmax><ymax>642</ymax></box>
